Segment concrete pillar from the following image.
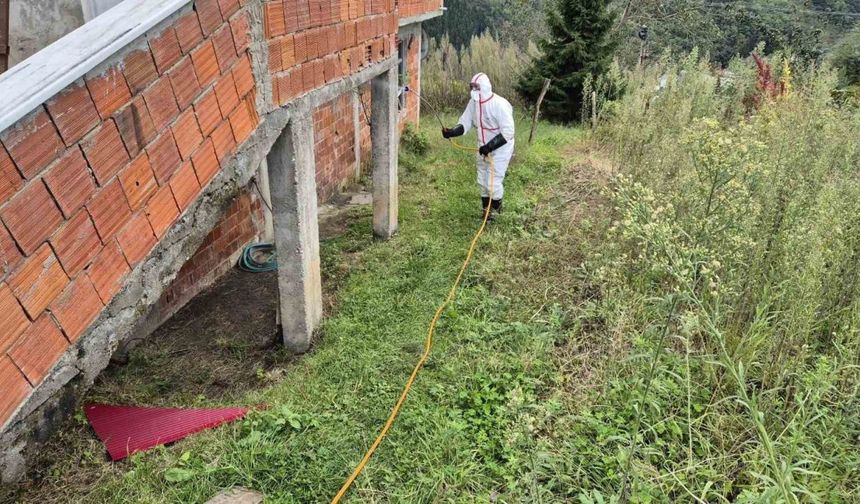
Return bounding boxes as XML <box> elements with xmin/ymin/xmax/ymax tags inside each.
<box><xmin>352</xmin><ymin>89</ymin><xmax>362</xmax><ymax>181</ymax></box>
<box><xmin>266</xmin><ymin>113</ymin><xmax>322</xmax><ymax>353</ymax></box>
<box><xmin>256</xmin><ymin>159</ymin><xmax>274</xmax><ymax>242</ymax></box>
<box><xmin>371</xmin><ymin>67</ymin><xmax>399</xmax><ymax>239</ymax></box>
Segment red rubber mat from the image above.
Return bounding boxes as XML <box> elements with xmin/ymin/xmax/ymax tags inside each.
<box><xmin>84</xmin><ymin>403</ymin><xmax>248</xmax><ymax>461</ymax></box>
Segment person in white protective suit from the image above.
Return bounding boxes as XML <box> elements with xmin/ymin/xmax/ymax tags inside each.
<box><xmin>441</xmin><ymin>73</ymin><xmax>515</xmax><ymax>221</ymax></box>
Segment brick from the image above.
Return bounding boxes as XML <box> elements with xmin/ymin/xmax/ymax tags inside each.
<box><xmin>87</xmin><ymin>180</ymin><xmax>132</xmax><ymax>240</ymax></box>
<box><xmin>45</xmin><ymin>82</ymin><xmax>100</xmax><ymax>146</ymax></box>
<box><xmin>114</xmin><ymin>97</ymin><xmax>157</xmax><ymax>158</ymax></box>
<box><xmin>143</xmin><ymin>78</ymin><xmax>180</xmax><ymax>131</ymax></box>
<box><xmin>218</xmin><ymin>0</ymin><xmax>241</xmax><ymax>18</ymax></box>
<box><xmin>0</xmin><ymin>284</ymin><xmax>29</xmax><ymax>355</ymax></box>
<box><xmin>232</xmin><ymin>55</ymin><xmax>255</xmax><ymax>97</ymax></box>
<box><xmin>313</xmin><ymin>58</ymin><xmax>325</xmax><ymax>87</ymax></box>
<box><xmin>8</xmin><ymin>244</ymin><xmax>68</xmax><ymax>318</ymax></box>
<box><xmin>172</xmin><ymin>109</ymin><xmax>204</xmax><ymax>160</ymax></box>
<box><xmin>194</xmin><ymin>88</ymin><xmax>222</xmax><ymax>137</ymax></box>
<box><xmin>44</xmin><ymin>148</ymin><xmax>96</xmax><ymax>218</ymax></box>
<box><xmin>230</xmin><ymin>11</ymin><xmax>252</xmax><ymax>53</ymax></box>
<box><xmin>175</xmin><ymin>10</ymin><xmax>204</xmax><ymax>53</ymax></box>
<box><xmin>50</xmin><ymin>211</ymin><xmax>101</xmax><ymax>277</ymax></box>
<box><xmin>214</xmin><ymin>73</ymin><xmax>240</xmax><ymax>116</ymax></box>
<box><xmin>265</xmin><ymin>1</ymin><xmax>286</xmax><ymax>37</ymax></box>
<box><xmin>213</xmin><ymin>25</ymin><xmax>239</xmax><ymax>73</ymax></box>
<box><xmin>170</xmin><ymin>161</ymin><xmax>202</xmax><ymax>211</ymax></box>
<box><xmin>1</xmin><ymin>180</ymin><xmax>63</xmax><ymax>256</ymax></box>
<box><xmin>123</xmin><ymin>48</ymin><xmax>159</xmax><ymax>94</ymax></box>
<box><xmin>281</xmin><ymin>34</ymin><xmax>296</xmax><ymax>69</ymax></box>
<box><xmin>119</xmin><ymin>154</ymin><xmax>158</xmax><ymax>210</ymax></box>
<box><xmin>274</xmin><ymin>74</ymin><xmax>288</xmax><ymax>104</ymax></box>
<box><xmin>86</xmin><ymin>240</ymin><xmax>129</xmax><ymax>303</ymax></box>
<box><xmin>0</xmin><ymin>224</ymin><xmax>23</xmax><ymax>279</ymax></box>
<box><xmin>191</xmin><ymin>138</ymin><xmax>220</xmax><ymax>185</ymax></box>
<box><xmin>168</xmin><ymin>56</ymin><xmax>202</xmax><ymax>111</ymax></box>
<box><xmin>0</xmin><ymin>356</ymin><xmax>31</xmax><ymax>426</ymax></box>
<box><xmin>50</xmin><ymin>275</ymin><xmax>103</xmax><ymax>343</ymax></box>
<box><xmin>229</xmin><ymin>95</ymin><xmax>257</xmax><ymax>145</ymax></box>
<box><xmin>191</xmin><ymin>41</ymin><xmax>220</xmax><ymax>88</ymax></box>
<box><xmin>80</xmin><ymin>120</ymin><xmax>130</xmax><ymax>185</ymax></box>
<box><xmin>145</xmin><ymin>185</ymin><xmax>180</xmax><ymax>238</ymax></box>
<box><xmin>301</xmin><ymin>63</ymin><xmax>314</xmax><ymax>91</ymax></box>
<box><xmin>0</xmin><ymin>145</ymin><xmax>23</xmax><ymax>204</ymax></box>
<box><xmin>267</xmin><ymin>39</ymin><xmax>283</xmax><ymax>73</ymax></box>
<box><xmin>0</xmin><ymin>108</ymin><xmax>64</xmax><ymax>179</ymax></box>
<box><xmin>284</xmin><ymin>0</ymin><xmax>299</xmax><ymax>32</ymax></box>
<box><xmin>86</xmin><ymin>66</ymin><xmax>132</xmax><ymax>120</ymax></box>
<box><xmin>9</xmin><ymin>315</ymin><xmax>67</xmax><ymax>389</ymax></box>
<box><xmin>116</xmin><ymin>211</ymin><xmax>157</xmax><ymax>265</ymax></box>
<box><xmin>146</xmin><ymin>132</ymin><xmax>182</xmax><ymax>184</ymax></box>
<box><xmin>196</xmin><ymin>0</ymin><xmax>223</xmax><ymax>36</ymax></box>
<box><xmin>148</xmin><ymin>27</ymin><xmax>183</xmax><ymax>75</ymax></box>
<box><xmin>211</xmin><ymin>119</ymin><xmax>237</xmax><ymax>161</ymax></box>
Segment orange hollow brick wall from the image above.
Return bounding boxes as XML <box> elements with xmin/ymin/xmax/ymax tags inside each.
<box><xmin>0</xmin><ymin>0</ymin><xmax>443</xmax><ymax>430</ymax></box>
<box><xmin>0</xmin><ymin>1</ymin><xmax>261</xmax><ymax>427</ymax></box>
<box><xmin>314</xmin><ymin>94</ymin><xmax>358</xmax><ymax>201</ymax></box>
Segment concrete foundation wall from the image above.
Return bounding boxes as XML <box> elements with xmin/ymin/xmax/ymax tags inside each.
<box><xmin>8</xmin><ymin>0</ymin><xmax>85</xmax><ymax>67</ymax></box>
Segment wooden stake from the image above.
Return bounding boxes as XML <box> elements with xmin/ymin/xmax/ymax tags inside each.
<box><xmin>528</xmin><ymin>78</ymin><xmax>551</xmax><ymax>145</ymax></box>
<box><xmin>591</xmin><ymin>91</ymin><xmax>598</xmax><ymax>130</ymax></box>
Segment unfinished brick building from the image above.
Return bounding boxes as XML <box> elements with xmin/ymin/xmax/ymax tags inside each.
<box><xmin>0</xmin><ymin>0</ymin><xmax>441</xmax><ymax>483</ymax></box>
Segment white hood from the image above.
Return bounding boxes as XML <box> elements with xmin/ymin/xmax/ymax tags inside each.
<box><xmin>470</xmin><ymin>73</ymin><xmax>493</xmax><ymax>102</ymax></box>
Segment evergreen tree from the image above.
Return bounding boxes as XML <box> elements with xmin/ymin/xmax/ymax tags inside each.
<box><xmin>517</xmin><ymin>0</ymin><xmax>618</xmax><ymax>122</ymax></box>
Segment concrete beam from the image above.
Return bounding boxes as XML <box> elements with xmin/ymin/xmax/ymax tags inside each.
<box><xmin>398</xmin><ymin>9</ymin><xmax>444</xmax><ymax>27</ymax></box>
<box><xmin>266</xmin><ymin>110</ymin><xmax>323</xmax><ymax>353</ymax></box>
<box><xmin>371</xmin><ymin>67</ymin><xmax>399</xmax><ymax>239</ymax></box>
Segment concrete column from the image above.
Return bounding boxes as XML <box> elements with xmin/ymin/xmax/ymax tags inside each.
<box><xmin>371</xmin><ymin>67</ymin><xmax>399</xmax><ymax>239</ymax></box>
<box><xmin>256</xmin><ymin>159</ymin><xmax>274</xmax><ymax>242</ymax></box>
<box><xmin>352</xmin><ymin>89</ymin><xmax>362</xmax><ymax>181</ymax></box>
<box><xmin>266</xmin><ymin>113</ymin><xmax>322</xmax><ymax>353</ymax></box>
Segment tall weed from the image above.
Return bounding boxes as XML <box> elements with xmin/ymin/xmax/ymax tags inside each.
<box><xmin>578</xmin><ymin>53</ymin><xmax>860</xmax><ymax>502</ymax></box>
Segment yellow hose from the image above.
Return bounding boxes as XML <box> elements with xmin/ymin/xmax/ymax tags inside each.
<box><xmin>331</xmin><ymin>141</ymin><xmax>493</xmax><ymax>503</ymax></box>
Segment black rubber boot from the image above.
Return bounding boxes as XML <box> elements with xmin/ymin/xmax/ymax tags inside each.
<box><xmin>481</xmin><ymin>197</ymin><xmax>491</xmax><ymax>219</ymax></box>
<box><xmin>488</xmin><ymin>199</ymin><xmax>502</xmax><ymax>222</ymax></box>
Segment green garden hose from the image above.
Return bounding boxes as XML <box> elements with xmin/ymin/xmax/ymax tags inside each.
<box><xmin>239</xmin><ymin>243</ymin><xmax>277</xmax><ymax>272</ymax></box>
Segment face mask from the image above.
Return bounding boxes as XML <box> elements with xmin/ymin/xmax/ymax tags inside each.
<box><xmin>471</xmin><ymin>90</ymin><xmax>481</xmax><ymax>101</ymax></box>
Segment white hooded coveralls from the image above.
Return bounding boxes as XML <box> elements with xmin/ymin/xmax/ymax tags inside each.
<box><xmin>457</xmin><ymin>73</ymin><xmax>515</xmax><ymax>200</ymax></box>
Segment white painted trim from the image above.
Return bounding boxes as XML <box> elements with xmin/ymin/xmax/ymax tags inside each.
<box><xmin>0</xmin><ymin>0</ymin><xmax>192</xmax><ymax>133</ymax></box>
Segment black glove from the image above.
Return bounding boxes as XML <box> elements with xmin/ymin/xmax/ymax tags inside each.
<box><xmin>442</xmin><ymin>124</ymin><xmax>465</xmax><ymax>138</ymax></box>
<box><xmin>479</xmin><ymin>133</ymin><xmax>507</xmax><ymax>156</ymax></box>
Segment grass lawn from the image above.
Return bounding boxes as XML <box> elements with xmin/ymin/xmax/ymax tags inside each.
<box><xmin>12</xmin><ymin>116</ymin><xmax>603</xmax><ymax>503</ymax></box>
